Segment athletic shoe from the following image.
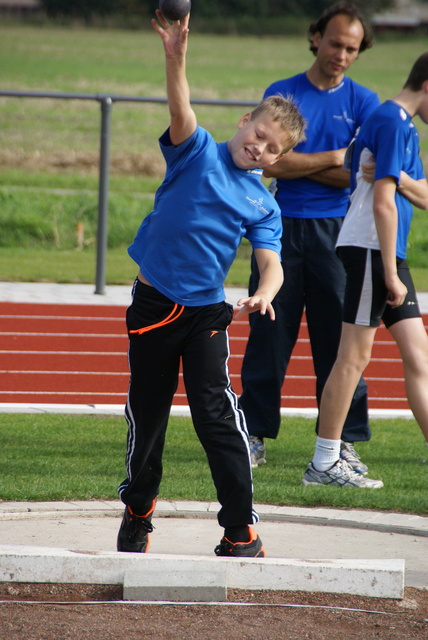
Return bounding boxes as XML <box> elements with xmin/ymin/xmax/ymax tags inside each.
<box><xmin>340</xmin><ymin>440</ymin><xmax>368</xmax><ymax>474</ymax></box>
<box><xmin>214</xmin><ymin>526</ymin><xmax>266</xmax><ymax>557</ymax></box>
<box><xmin>249</xmin><ymin>435</ymin><xmax>266</xmax><ymax>468</ymax></box>
<box><xmin>302</xmin><ymin>459</ymin><xmax>384</xmax><ymax>488</ymax></box>
<box><xmin>117</xmin><ymin>501</ymin><xmax>156</xmax><ymax>552</ymax></box>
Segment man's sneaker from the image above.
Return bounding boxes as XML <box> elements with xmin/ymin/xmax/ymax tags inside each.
<box><xmin>214</xmin><ymin>526</ymin><xmax>266</xmax><ymax>557</ymax></box>
<box><xmin>249</xmin><ymin>435</ymin><xmax>266</xmax><ymax>468</ymax></box>
<box><xmin>302</xmin><ymin>459</ymin><xmax>384</xmax><ymax>489</ymax></box>
<box><xmin>117</xmin><ymin>501</ymin><xmax>156</xmax><ymax>552</ymax></box>
<box><xmin>340</xmin><ymin>440</ymin><xmax>368</xmax><ymax>474</ymax></box>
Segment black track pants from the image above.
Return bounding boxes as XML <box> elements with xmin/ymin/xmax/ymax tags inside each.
<box><xmin>118</xmin><ymin>280</ymin><xmax>258</xmax><ymax>528</ymax></box>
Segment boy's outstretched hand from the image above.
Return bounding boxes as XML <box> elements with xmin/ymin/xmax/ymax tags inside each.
<box><xmin>151</xmin><ymin>10</ymin><xmax>190</xmax><ymax>56</ymax></box>
<box><xmin>234</xmin><ymin>296</ymin><xmax>276</xmax><ymax>321</ymax></box>
<box><xmin>233</xmin><ymin>248</ymin><xmax>283</xmax><ymax>321</ymax></box>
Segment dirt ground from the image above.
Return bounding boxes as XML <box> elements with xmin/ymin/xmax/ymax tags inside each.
<box><xmin>0</xmin><ymin>583</ymin><xmax>426</xmax><ymax>640</ymax></box>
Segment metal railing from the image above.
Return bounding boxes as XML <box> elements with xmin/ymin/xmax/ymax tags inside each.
<box><xmin>0</xmin><ymin>90</ymin><xmax>258</xmax><ymax>294</ymax></box>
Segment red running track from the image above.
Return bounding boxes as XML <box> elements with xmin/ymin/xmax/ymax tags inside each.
<box><xmin>0</xmin><ymin>301</ymin><xmax>418</xmax><ymax>410</ymax></box>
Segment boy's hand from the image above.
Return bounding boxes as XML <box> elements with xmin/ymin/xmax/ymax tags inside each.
<box><xmin>234</xmin><ymin>295</ymin><xmax>275</xmax><ymax>321</ymax></box>
<box><xmin>361</xmin><ymin>154</ymin><xmax>375</xmax><ymax>183</ymax></box>
<box><xmin>385</xmin><ymin>274</ymin><xmax>408</xmax><ymax>308</ymax></box>
<box><xmin>151</xmin><ymin>10</ymin><xmax>189</xmax><ymax>57</ymax></box>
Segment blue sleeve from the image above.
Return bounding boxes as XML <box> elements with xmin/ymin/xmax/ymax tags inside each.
<box><xmin>371</xmin><ymin>123</ymin><xmax>406</xmax><ymax>183</ymax></box>
<box><xmin>245</xmin><ymin>209</ymin><xmax>282</xmax><ymax>256</ymax></box>
<box><xmin>159</xmin><ymin>126</ymin><xmax>211</xmax><ymax>174</ymax></box>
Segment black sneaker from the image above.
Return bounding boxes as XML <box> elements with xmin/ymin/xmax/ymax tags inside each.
<box><xmin>117</xmin><ymin>502</ymin><xmax>155</xmax><ymax>553</ymax></box>
<box><xmin>214</xmin><ymin>526</ymin><xmax>266</xmax><ymax>557</ymax></box>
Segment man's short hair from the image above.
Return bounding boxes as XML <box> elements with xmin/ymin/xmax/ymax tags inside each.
<box><xmin>308</xmin><ymin>1</ymin><xmax>373</xmax><ymax>56</ymax></box>
<box><xmin>403</xmin><ymin>52</ymin><xmax>428</xmax><ymax>91</ymax></box>
<box><xmin>251</xmin><ymin>95</ymin><xmax>307</xmax><ymax>152</ymax></box>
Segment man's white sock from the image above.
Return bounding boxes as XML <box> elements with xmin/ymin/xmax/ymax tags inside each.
<box><xmin>312</xmin><ymin>436</ymin><xmax>341</xmax><ymax>472</ymax></box>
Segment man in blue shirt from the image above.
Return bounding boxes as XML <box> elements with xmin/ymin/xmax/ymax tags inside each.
<box><xmin>240</xmin><ymin>2</ymin><xmax>379</xmax><ymax>473</ymax></box>
<box><xmin>303</xmin><ymin>51</ymin><xmax>428</xmax><ymax>487</ymax></box>
<box><xmin>117</xmin><ymin>10</ymin><xmax>306</xmax><ymax>556</ymax></box>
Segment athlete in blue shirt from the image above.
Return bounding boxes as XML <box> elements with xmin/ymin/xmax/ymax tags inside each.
<box><xmin>117</xmin><ymin>10</ymin><xmax>306</xmax><ymax>556</ymax></box>
<box><xmin>303</xmin><ymin>51</ymin><xmax>428</xmax><ymax>488</ymax></box>
<box><xmin>240</xmin><ymin>2</ymin><xmax>379</xmax><ymax>473</ymax></box>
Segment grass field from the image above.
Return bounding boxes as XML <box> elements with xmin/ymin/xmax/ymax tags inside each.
<box><xmin>1</xmin><ymin>28</ymin><xmax>428</xmax><ymax>286</ymax></box>
<box><xmin>1</xmin><ymin>413</ymin><xmax>427</xmax><ymax>514</ymax></box>
<box><xmin>1</xmin><ymin>27</ymin><xmax>426</xmax><ymax>149</ymax></box>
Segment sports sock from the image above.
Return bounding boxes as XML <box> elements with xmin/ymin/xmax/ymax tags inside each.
<box><xmin>224</xmin><ymin>525</ymin><xmax>250</xmax><ymax>543</ymax></box>
<box><xmin>312</xmin><ymin>436</ymin><xmax>341</xmax><ymax>472</ymax></box>
<box><xmin>130</xmin><ymin>501</ymin><xmax>155</xmax><ymax>518</ymax></box>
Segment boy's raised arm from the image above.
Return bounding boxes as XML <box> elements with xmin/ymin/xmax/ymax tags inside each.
<box><xmin>373</xmin><ymin>177</ymin><xmax>407</xmax><ymax>308</ymax></box>
<box><xmin>151</xmin><ymin>10</ymin><xmax>197</xmax><ymax>146</ymax></box>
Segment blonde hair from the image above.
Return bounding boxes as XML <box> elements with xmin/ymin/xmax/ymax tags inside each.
<box><xmin>250</xmin><ymin>95</ymin><xmax>306</xmax><ymax>152</ymax></box>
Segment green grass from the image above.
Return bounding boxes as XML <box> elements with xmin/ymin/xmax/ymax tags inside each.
<box><xmin>0</xmin><ymin>243</ymin><xmax>253</xmax><ymax>286</ymax></box>
<box><xmin>0</xmin><ymin>413</ymin><xmax>427</xmax><ymax>515</ymax></box>
<box><xmin>1</xmin><ymin>29</ymin><xmax>427</xmax><ymax>166</ymax></box>
<box><xmin>0</xmin><ymin>29</ymin><xmax>426</xmax><ymax>156</ymax></box>
<box><xmin>0</xmin><ymin>187</ymin><xmax>154</xmax><ymax>250</ymax></box>
<box><xmin>0</xmin><ymin>247</ymin><xmax>136</xmax><ymax>284</ymax></box>
<box><xmin>0</xmin><ymin>169</ymin><xmax>161</xmax><ymax>194</ymax></box>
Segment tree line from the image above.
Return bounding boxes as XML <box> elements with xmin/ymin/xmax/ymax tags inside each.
<box><xmin>39</xmin><ymin>0</ymin><xmax>395</xmax><ymax>29</ymax></box>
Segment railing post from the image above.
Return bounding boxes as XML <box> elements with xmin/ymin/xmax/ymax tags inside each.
<box><xmin>95</xmin><ymin>96</ymin><xmax>112</xmax><ymax>295</ymax></box>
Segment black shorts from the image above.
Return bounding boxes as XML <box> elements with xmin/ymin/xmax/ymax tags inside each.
<box><xmin>337</xmin><ymin>246</ymin><xmax>421</xmax><ymax>329</ymax></box>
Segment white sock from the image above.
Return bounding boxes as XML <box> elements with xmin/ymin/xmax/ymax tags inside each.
<box><xmin>312</xmin><ymin>437</ymin><xmax>341</xmax><ymax>472</ymax></box>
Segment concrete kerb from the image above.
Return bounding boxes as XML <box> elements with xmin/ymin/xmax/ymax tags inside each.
<box><xmin>0</xmin><ymin>403</ymin><xmax>417</xmax><ymax>421</ymax></box>
<box><xmin>1</xmin><ymin>500</ymin><xmax>427</xmax><ymax>538</ymax></box>
<box><xmin>0</xmin><ymin>545</ymin><xmax>404</xmax><ymax>601</ymax></box>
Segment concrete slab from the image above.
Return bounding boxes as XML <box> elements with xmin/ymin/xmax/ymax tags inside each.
<box><xmin>0</xmin><ymin>402</ymin><xmax>417</xmax><ymax>421</ymax></box>
<box><xmin>224</xmin><ymin>557</ymin><xmax>405</xmax><ymax>599</ymax></box>
<box><xmin>123</xmin><ymin>561</ymin><xmax>227</xmax><ymax>602</ymax></box>
<box><xmin>0</xmin><ymin>545</ymin><xmax>404</xmax><ymax>599</ymax></box>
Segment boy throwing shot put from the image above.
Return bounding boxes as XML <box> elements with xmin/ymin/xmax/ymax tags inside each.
<box><xmin>303</xmin><ymin>52</ymin><xmax>428</xmax><ymax>488</ymax></box>
<box><xmin>117</xmin><ymin>11</ymin><xmax>306</xmax><ymax>556</ymax></box>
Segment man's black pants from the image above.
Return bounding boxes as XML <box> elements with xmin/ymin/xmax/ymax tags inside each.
<box><xmin>240</xmin><ymin>217</ymin><xmax>371</xmax><ymax>442</ymax></box>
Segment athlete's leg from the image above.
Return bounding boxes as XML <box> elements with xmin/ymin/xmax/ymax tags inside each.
<box><xmin>304</xmin><ymin>322</ymin><xmax>384</xmax><ymax>487</ymax></box>
<box><xmin>317</xmin><ymin>322</ymin><xmax>377</xmax><ymax>440</ymax></box>
<box><xmin>389</xmin><ymin>317</ymin><xmax>428</xmax><ymax>441</ymax></box>
<box><xmin>183</xmin><ymin>302</ymin><xmax>258</xmax><ymax>529</ymax></box>
<box><xmin>307</xmin><ymin>247</ymin><xmax>384</xmax><ymax>485</ymax></box>
<box><xmin>382</xmin><ymin>261</ymin><xmax>428</xmax><ymax>441</ymax></box>
<box><xmin>304</xmin><ymin>218</ymin><xmax>370</xmax><ymax>442</ymax></box>
<box><xmin>118</xmin><ymin>281</ymin><xmax>182</xmax><ymax>510</ymax></box>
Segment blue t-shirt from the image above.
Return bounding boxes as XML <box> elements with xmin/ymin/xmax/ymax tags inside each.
<box><xmin>128</xmin><ymin>126</ymin><xmax>282</xmax><ymax>306</ymax></box>
<box><xmin>348</xmin><ymin>100</ymin><xmax>425</xmax><ymax>259</ymax></box>
<box><xmin>264</xmin><ymin>73</ymin><xmax>380</xmax><ymax>218</ymax></box>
